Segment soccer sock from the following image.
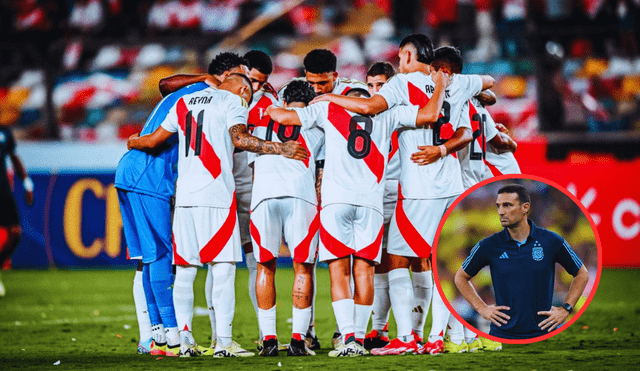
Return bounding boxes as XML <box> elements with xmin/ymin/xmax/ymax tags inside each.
<box><xmin>372</xmin><ymin>273</ymin><xmax>390</xmax><ymax>332</ymax></box>
<box><xmin>258</xmin><ymin>306</ymin><xmax>277</xmax><ymax>339</ymax></box>
<box><xmin>149</xmin><ymin>253</ymin><xmax>177</xmax><ymax>329</ymax></box>
<box><xmin>245</xmin><ymin>252</ymin><xmax>260</xmax><ymax>337</ymax></box>
<box><xmin>151</xmin><ymin>324</ymin><xmax>166</xmax><ymax>345</ymax></box>
<box><xmin>166</xmin><ymin>326</ymin><xmax>180</xmax><ymax>347</ymax></box>
<box><xmin>388</xmin><ymin>268</ymin><xmax>414</xmax><ymax>339</ymax></box>
<box><xmin>205</xmin><ymin>265</ymin><xmax>216</xmax><ymax>344</ymax></box>
<box><xmin>292</xmin><ymin>306</ymin><xmax>311</xmax><ymax>339</ymax></box>
<box><xmin>142</xmin><ymin>264</ymin><xmax>162</xmax><ymax>327</ymax></box>
<box><xmin>464</xmin><ymin>327</ymin><xmax>479</xmax><ymax>344</ymax></box>
<box><xmin>133</xmin><ymin>270</ymin><xmax>152</xmax><ymax>341</ymax></box>
<box><xmin>447</xmin><ymin>315</ymin><xmax>465</xmax><ymax>345</ymax></box>
<box><xmin>411</xmin><ymin>270</ymin><xmax>433</xmax><ymax>339</ymax></box>
<box><xmin>428</xmin><ymin>286</ymin><xmax>451</xmax><ymax>342</ymax></box>
<box><xmin>173</xmin><ymin>266</ymin><xmax>197</xmax><ymax>334</ymax></box>
<box><xmin>354</xmin><ymin>304</ymin><xmax>373</xmax><ymax>341</ymax></box>
<box><xmin>331</xmin><ymin>299</ymin><xmax>355</xmax><ymax>342</ymax></box>
<box><xmin>211</xmin><ymin>262</ymin><xmax>236</xmax><ymax>347</ymax></box>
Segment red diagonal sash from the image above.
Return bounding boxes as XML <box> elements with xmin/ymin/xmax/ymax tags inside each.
<box><xmin>176</xmin><ymin>98</ymin><xmax>221</xmax><ymax>178</ymax></box>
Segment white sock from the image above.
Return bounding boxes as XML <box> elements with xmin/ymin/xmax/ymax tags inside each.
<box><xmin>211</xmin><ymin>263</ymin><xmax>236</xmax><ymax>344</ymax></box>
<box><xmin>354</xmin><ymin>304</ymin><xmax>373</xmax><ymax>340</ymax></box>
<box><xmin>173</xmin><ymin>266</ymin><xmax>197</xmax><ymax>333</ymax></box>
<box><xmin>245</xmin><ymin>252</ymin><xmax>260</xmax><ymax>338</ymax></box>
<box><xmin>448</xmin><ymin>315</ymin><xmax>465</xmax><ymax>345</ymax></box>
<box><xmin>464</xmin><ymin>327</ymin><xmax>479</xmax><ymax>344</ymax></box>
<box><xmin>133</xmin><ymin>270</ymin><xmax>152</xmax><ymax>341</ymax></box>
<box><xmin>308</xmin><ymin>263</ymin><xmax>317</xmax><ymax>332</ymax></box>
<box><xmin>258</xmin><ymin>306</ymin><xmax>277</xmax><ymax>338</ymax></box>
<box><xmin>412</xmin><ymin>271</ymin><xmax>433</xmax><ymax>339</ymax></box>
<box><xmin>372</xmin><ymin>273</ymin><xmax>390</xmax><ymax>332</ymax></box>
<box><xmin>151</xmin><ymin>324</ymin><xmax>166</xmax><ymax>344</ymax></box>
<box><xmin>388</xmin><ymin>268</ymin><xmax>414</xmax><ymax>338</ymax></box>
<box><xmin>292</xmin><ymin>306</ymin><xmax>311</xmax><ymax>339</ymax></box>
<box><xmin>166</xmin><ymin>327</ymin><xmax>179</xmax><ymax>347</ymax></box>
<box><xmin>332</xmin><ymin>299</ymin><xmax>355</xmax><ymax>340</ymax></box>
<box><xmin>428</xmin><ymin>286</ymin><xmax>450</xmax><ymax>342</ymax></box>
<box><xmin>205</xmin><ymin>265</ymin><xmax>216</xmax><ymax>343</ymax></box>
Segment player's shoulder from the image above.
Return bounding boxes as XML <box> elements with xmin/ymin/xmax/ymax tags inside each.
<box><xmin>337</xmin><ymin>77</ymin><xmax>366</xmax><ymax>86</ymax></box>
<box><xmin>482</xmin><ymin>230</ymin><xmax>506</xmax><ymax>247</ymax></box>
<box><xmin>533</xmin><ymin>224</ymin><xmax>565</xmax><ymax>245</ymax></box>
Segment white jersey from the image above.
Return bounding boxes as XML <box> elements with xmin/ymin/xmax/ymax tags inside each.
<box><xmin>385</xmin><ymin>131</ymin><xmax>401</xmax><ymax>180</ymax></box>
<box><xmin>376</xmin><ymin>72</ymin><xmax>483</xmax><ymax>199</ymax></box>
<box><xmin>249</xmin><ymin>113</ymin><xmax>325</xmax><ymax>210</ymax></box>
<box><xmin>161</xmin><ymin>87</ymin><xmax>248</xmax><ymax>208</ymax></box>
<box><xmin>277</xmin><ymin>77</ymin><xmax>367</xmax><ymax>103</ymax></box>
<box><xmin>247</xmin><ymin>89</ymin><xmax>278</xmax><ymax>134</ymax></box>
<box><xmin>458</xmin><ymin>98</ymin><xmax>499</xmax><ymax>189</ymax></box>
<box><xmin>482</xmin><ymin>104</ymin><xmax>521</xmax><ymax>178</ymax></box>
<box><xmin>294</xmin><ymin>101</ymin><xmax>418</xmax><ymax>215</ymax></box>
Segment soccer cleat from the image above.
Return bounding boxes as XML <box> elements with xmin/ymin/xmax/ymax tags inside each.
<box><xmin>230</xmin><ymin>341</ymin><xmax>255</xmax><ymax>357</ymax></box>
<box><xmin>328</xmin><ymin>341</ymin><xmax>361</xmax><ymax>357</ymax></box>
<box><xmin>178</xmin><ymin>333</ymin><xmax>200</xmax><ymax>357</ymax></box>
<box><xmin>305</xmin><ymin>330</ymin><xmax>321</xmax><ymax>351</ymax></box>
<box><xmin>150</xmin><ymin>342</ymin><xmax>167</xmax><ymax>356</ymax></box>
<box><xmin>371</xmin><ymin>338</ymin><xmax>419</xmax><ymax>356</ymax></box>
<box><xmin>467</xmin><ymin>338</ymin><xmax>483</xmax><ymax>353</ymax></box>
<box><xmin>260</xmin><ymin>338</ymin><xmax>279</xmax><ymax>357</ymax></box>
<box><xmin>364</xmin><ymin>330</ymin><xmax>390</xmax><ymax>350</ymax></box>
<box><xmin>214</xmin><ymin>344</ymin><xmax>237</xmax><ymax>358</ymax></box>
<box><xmin>331</xmin><ymin>331</ymin><xmax>342</xmax><ymax>349</ymax></box>
<box><xmin>287</xmin><ymin>338</ymin><xmax>315</xmax><ymax>356</ymax></box>
<box><xmin>443</xmin><ymin>337</ymin><xmax>468</xmax><ymax>353</ymax></box>
<box><xmin>137</xmin><ymin>338</ymin><xmax>153</xmax><ymax>354</ymax></box>
<box><xmin>425</xmin><ymin>339</ymin><xmax>444</xmax><ymax>355</ymax></box>
<box><xmin>480</xmin><ymin>337</ymin><xmax>502</xmax><ymax>351</ymax></box>
<box><xmin>354</xmin><ymin>341</ymin><xmax>369</xmax><ymax>355</ymax></box>
<box><xmin>198</xmin><ymin>345</ymin><xmax>215</xmax><ymax>356</ymax></box>
<box><xmin>166</xmin><ymin>345</ymin><xmax>181</xmax><ymax>357</ymax></box>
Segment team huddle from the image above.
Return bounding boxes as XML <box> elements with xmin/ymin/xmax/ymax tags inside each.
<box><xmin>115</xmin><ymin>33</ymin><xmax>521</xmax><ymax>358</ymax></box>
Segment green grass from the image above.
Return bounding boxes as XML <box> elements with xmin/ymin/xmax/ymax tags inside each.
<box><xmin>1</xmin><ymin>268</ymin><xmax>638</xmax><ymax>370</ymax></box>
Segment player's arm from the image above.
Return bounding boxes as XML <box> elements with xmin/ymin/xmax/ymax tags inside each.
<box><xmin>455</xmin><ymin>268</ymin><xmax>511</xmax><ymax>327</ymax></box>
<box><xmin>315</xmin><ymin>164</ymin><xmax>323</xmax><ymax>204</ymax></box>
<box><xmin>489</xmin><ymin>131</ymin><xmax>517</xmax><ymax>153</ymax></box>
<box><xmin>265</xmin><ymin>106</ymin><xmax>302</xmax><ymax>126</ymax></box>
<box><xmin>229</xmin><ymin>124</ymin><xmax>308</xmax><ymax>161</ymax></box>
<box><xmin>474</xmin><ymin>89</ymin><xmax>497</xmax><ymax>106</ymax></box>
<box><xmin>8</xmin><ymin>152</ymin><xmax>34</xmax><ymax>206</ymax></box>
<box><xmin>415</xmin><ymin>71</ymin><xmax>450</xmax><ymax>127</ymax></box>
<box><xmin>537</xmin><ymin>265</ymin><xmax>588</xmax><ymax>331</ymax></box>
<box><xmin>480</xmin><ymin>75</ymin><xmax>495</xmax><ymax>90</ymax></box>
<box><xmin>310</xmin><ymin>93</ymin><xmax>389</xmax><ymax>116</ymax></box>
<box><xmin>127</xmin><ymin>127</ymin><xmax>174</xmax><ymax>151</ymax></box>
<box><xmin>411</xmin><ymin>127</ymin><xmax>472</xmax><ymax>166</ymax></box>
<box><xmin>159</xmin><ymin>74</ymin><xmax>220</xmax><ymax>97</ymax></box>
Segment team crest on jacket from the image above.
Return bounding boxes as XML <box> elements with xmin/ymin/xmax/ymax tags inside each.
<box><xmin>532</xmin><ymin>241</ymin><xmax>543</xmax><ymax>261</ymax></box>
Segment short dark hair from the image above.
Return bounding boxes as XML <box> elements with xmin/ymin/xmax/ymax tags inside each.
<box><xmin>431</xmin><ymin>46</ymin><xmax>463</xmax><ymax>74</ymax></box>
<box><xmin>367</xmin><ymin>61</ymin><xmax>396</xmax><ymax>79</ymax></box>
<box><xmin>283</xmin><ymin>80</ymin><xmax>316</xmax><ymax>105</ymax></box>
<box><xmin>244</xmin><ymin>50</ymin><xmax>273</xmax><ymax>75</ymax></box>
<box><xmin>345</xmin><ymin>88</ymin><xmax>370</xmax><ymax>98</ymax></box>
<box><xmin>498</xmin><ymin>184</ymin><xmax>531</xmax><ymax>205</ymax></box>
<box><xmin>303</xmin><ymin>49</ymin><xmax>337</xmax><ymax>74</ymax></box>
<box><xmin>208</xmin><ymin>52</ymin><xmax>248</xmax><ymax>76</ymax></box>
<box><xmin>399</xmin><ymin>34</ymin><xmax>434</xmax><ymax>64</ymax></box>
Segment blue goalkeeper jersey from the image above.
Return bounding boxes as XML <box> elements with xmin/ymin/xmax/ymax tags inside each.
<box><xmin>462</xmin><ymin>220</ymin><xmax>583</xmax><ymax>339</ymax></box>
<box><xmin>115</xmin><ymin>82</ymin><xmax>209</xmax><ymax>200</ymax></box>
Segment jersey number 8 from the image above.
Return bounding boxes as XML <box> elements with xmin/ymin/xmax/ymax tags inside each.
<box><xmin>347</xmin><ymin>115</ymin><xmax>373</xmax><ymax>159</ymax></box>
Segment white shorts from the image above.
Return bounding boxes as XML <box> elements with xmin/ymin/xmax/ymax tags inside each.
<box><xmin>172</xmin><ymin>206</ymin><xmax>242</xmax><ymax>266</ymax></box>
<box><xmin>382</xmin><ymin>179</ymin><xmax>399</xmax><ymax>250</ymax></box>
<box><xmin>387</xmin><ymin>196</ymin><xmax>456</xmax><ymax>258</ymax></box>
<box><xmin>233</xmin><ymin>151</ymin><xmax>253</xmax><ymax>247</ymax></box>
<box><xmin>319</xmin><ymin>204</ymin><xmax>384</xmax><ymax>263</ymax></box>
<box><xmin>250</xmin><ymin>198</ymin><xmax>319</xmax><ymax>264</ymax></box>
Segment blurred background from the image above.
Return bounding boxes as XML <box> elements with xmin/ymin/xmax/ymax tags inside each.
<box><xmin>436</xmin><ymin>178</ymin><xmax>599</xmax><ymax>335</ymax></box>
<box><xmin>1</xmin><ymin>0</ymin><xmax>638</xmax><ymax>269</ymax></box>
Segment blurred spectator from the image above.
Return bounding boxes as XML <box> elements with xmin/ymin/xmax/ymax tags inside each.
<box><xmin>201</xmin><ymin>0</ymin><xmax>244</xmax><ymax>33</ymax></box>
<box><xmin>12</xmin><ymin>0</ymin><xmax>52</xmax><ymax>32</ymax></box>
<box><xmin>69</xmin><ymin>0</ymin><xmax>105</xmax><ymax>34</ymax></box>
<box><xmin>147</xmin><ymin>0</ymin><xmax>202</xmax><ymax>34</ymax></box>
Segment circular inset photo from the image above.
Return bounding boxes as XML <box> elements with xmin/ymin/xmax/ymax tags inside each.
<box><xmin>433</xmin><ymin>175</ymin><xmax>601</xmax><ymax>344</ymax></box>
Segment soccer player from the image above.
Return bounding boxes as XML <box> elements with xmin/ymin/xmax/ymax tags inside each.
<box><xmin>249</xmin><ymin>80</ymin><xmax>324</xmax><ymax>357</ymax></box>
<box><xmin>0</xmin><ymin>125</ymin><xmax>33</xmax><ymax>297</ymax></box>
<box><xmin>267</xmin><ymin>70</ymin><xmax>450</xmax><ymax>357</ymax></box>
<box><xmin>127</xmin><ymin>74</ymin><xmax>309</xmax><ymax>357</ymax></box>
<box><xmin>455</xmin><ymin>184</ymin><xmax>589</xmax><ymax>339</ymax></box>
<box><xmin>116</xmin><ymin>79</ymin><xmax>195</xmax><ymax>356</ymax></box>
<box><xmin>313</xmin><ymin>35</ymin><xmax>494</xmax><ymax>356</ymax></box>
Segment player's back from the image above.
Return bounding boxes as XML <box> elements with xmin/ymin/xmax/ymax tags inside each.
<box><xmin>162</xmin><ymin>87</ymin><xmax>249</xmax><ymax>208</ymax></box>
<box><xmin>115</xmin><ymin>82</ymin><xmax>210</xmax><ymax>200</ymax></box>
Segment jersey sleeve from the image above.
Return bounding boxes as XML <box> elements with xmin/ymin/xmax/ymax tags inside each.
<box><xmin>554</xmin><ymin>238</ymin><xmax>583</xmax><ymax>276</ymax></box>
<box><xmin>482</xmin><ymin>108</ymin><xmax>500</xmax><ymax>142</ymax></box>
<box><xmin>456</xmin><ymin>101</ymin><xmax>471</xmax><ymax>130</ymax></box>
<box><xmin>225</xmin><ymin>93</ymin><xmax>250</xmax><ymax>129</ymax></box>
<box><xmin>160</xmin><ymin>104</ymin><xmax>179</xmax><ymax>133</ymax></box>
<box><xmin>292</xmin><ymin>102</ymin><xmax>327</xmax><ymax>129</ymax></box>
<box><xmin>460</xmin><ymin>75</ymin><xmax>484</xmax><ymax>100</ymax></box>
<box><xmin>461</xmin><ymin>241</ymin><xmax>489</xmax><ymax>277</ymax></box>
<box><xmin>375</xmin><ymin>75</ymin><xmax>407</xmax><ymax>109</ymax></box>
<box><xmin>388</xmin><ymin>105</ymin><xmax>419</xmax><ymax>132</ymax></box>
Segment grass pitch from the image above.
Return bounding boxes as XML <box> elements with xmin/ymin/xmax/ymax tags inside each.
<box><xmin>0</xmin><ymin>268</ymin><xmax>638</xmax><ymax>370</ymax></box>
